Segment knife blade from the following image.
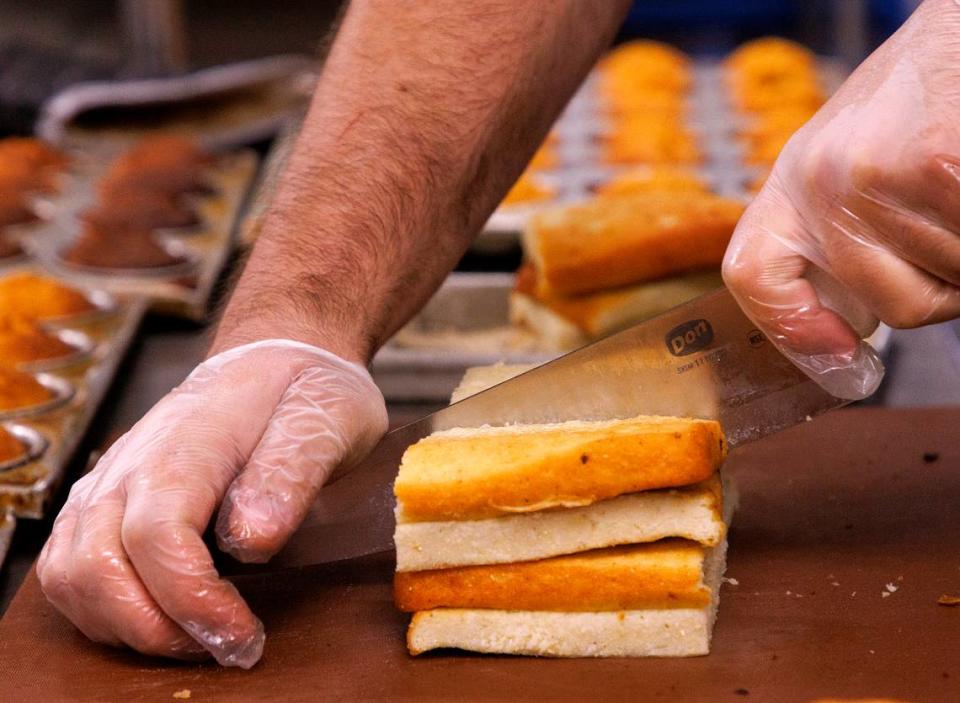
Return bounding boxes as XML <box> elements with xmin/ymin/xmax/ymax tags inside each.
<box><xmin>226</xmin><ymin>287</ymin><xmax>883</xmax><ymax>571</ymax></box>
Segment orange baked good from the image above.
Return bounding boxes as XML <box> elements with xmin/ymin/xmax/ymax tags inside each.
<box><xmin>0</xmin><ymin>425</ymin><xmax>26</xmax><ymax>464</ymax></box>
<box><xmin>598</xmin><ymin>40</ymin><xmax>692</xmax><ymax>95</ymax></box>
<box><xmin>595</xmin><ymin>166</ymin><xmax>707</xmax><ymax>197</ymax></box>
<box><xmin>0</xmin><ymin>273</ymin><xmax>96</xmax><ymax>320</ymax></box>
<box><xmin>602</xmin><ymin>118</ymin><xmax>700</xmax><ymax>165</ymax></box>
<box><xmin>0</xmin><ymin>138</ymin><xmax>68</xmax><ymax>170</ymax></box>
<box><xmin>730</xmin><ymin>74</ymin><xmax>824</xmax><ymax>113</ymax></box>
<box><xmin>0</xmin><ymin>189</ymin><xmax>39</xmax><ymax>227</ymax></box>
<box><xmin>0</xmin><ymin>160</ymin><xmax>57</xmax><ymax>195</ymax></box>
<box><xmin>395</xmin><ymin>539</ymin><xmax>711</xmax><ymax>612</ymax></box>
<box><xmin>394</xmin><ymin>415</ymin><xmax>726</xmax><ymax>522</ymax></box>
<box><xmin>0</xmin><ymin>316</ymin><xmax>76</xmax><ymax>366</ymax></box>
<box><xmin>0</xmin><ymin>366</ymin><xmax>53</xmax><ymax>412</ymax></box>
<box><xmin>62</xmin><ymin>219</ymin><xmax>187</xmax><ymax>270</ymax></box>
<box><xmin>100</xmin><ymin>135</ymin><xmax>212</xmax><ymax>197</ymax></box>
<box><xmin>524</xmin><ymin>191</ymin><xmax>744</xmax><ymax>297</ymax></box>
<box><xmin>85</xmin><ymin>187</ymin><xmax>200</xmax><ymax>231</ymax></box>
<box><xmin>725</xmin><ymin>37</ymin><xmax>816</xmax><ymax>84</ymax></box>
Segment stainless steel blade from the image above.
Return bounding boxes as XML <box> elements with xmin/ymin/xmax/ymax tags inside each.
<box><xmin>241</xmin><ymin>288</ymin><xmax>872</xmax><ymax>570</ymax></box>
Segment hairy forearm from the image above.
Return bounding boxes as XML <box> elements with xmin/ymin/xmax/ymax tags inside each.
<box><xmin>212</xmin><ymin>0</ymin><xmax>629</xmax><ymax>362</ymax></box>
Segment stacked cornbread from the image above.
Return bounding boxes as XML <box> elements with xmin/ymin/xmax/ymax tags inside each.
<box><xmin>394</xmin><ymin>364</ymin><xmax>734</xmax><ymax>657</ymax></box>
<box><xmin>511</xmin><ymin>190</ymin><xmax>743</xmax><ymax>350</ymax></box>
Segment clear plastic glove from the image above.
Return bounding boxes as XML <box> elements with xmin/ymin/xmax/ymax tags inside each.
<box><xmin>36</xmin><ymin>340</ymin><xmax>387</xmax><ymax>668</ymax></box>
<box><xmin>723</xmin><ymin>0</ymin><xmax>960</xmax><ymax>400</ymax></box>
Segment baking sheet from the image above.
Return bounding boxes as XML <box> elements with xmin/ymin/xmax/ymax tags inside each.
<box><xmin>0</xmin><ymin>264</ymin><xmax>147</xmax><ymax>518</ymax></box>
<box><xmin>38</xmin><ymin>55</ymin><xmax>316</xmax><ymax>152</ymax></box>
<box><xmin>372</xmin><ymin>273</ymin><xmax>556</xmax><ymax>401</ymax></box>
<box><xmin>22</xmin><ymin>149</ymin><xmax>258</xmax><ymax>321</ymax></box>
<box><xmin>1</xmin><ymin>408</ymin><xmax>956</xmax><ymax>702</ymax></box>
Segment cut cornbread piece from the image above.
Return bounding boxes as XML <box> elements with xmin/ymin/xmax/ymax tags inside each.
<box><xmin>395</xmin><ymin>474</ymin><xmax>725</xmax><ymax>571</ymax></box>
<box><xmin>449</xmin><ymin>363</ymin><xmax>536</xmax><ymax>404</ymax></box>
<box><xmin>510</xmin><ymin>265</ymin><xmax>722</xmax><ymax>350</ymax></box>
<box><xmin>523</xmin><ymin>191</ymin><xmax>744</xmax><ymax>297</ymax></box>
<box><xmin>396</xmin><ymin>538</ymin><xmax>711</xmax><ymax>612</ymax></box>
<box><xmin>394</xmin><ymin>415</ymin><xmax>727</xmax><ymax>523</ymax></box>
<box><xmin>406</xmin><ymin>540</ymin><xmax>727</xmax><ymax>656</ymax></box>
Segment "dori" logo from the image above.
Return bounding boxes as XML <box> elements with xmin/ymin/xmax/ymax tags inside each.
<box><xmin>665</xmin><ymin>319</ymin><xmax>714</xmax><ymax>356</ymax></box>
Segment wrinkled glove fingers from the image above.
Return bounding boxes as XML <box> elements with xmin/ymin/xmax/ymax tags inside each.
<box><xmin>39</xmin><ymin>493</ymin><xmax>207</xmax><ymax>659</ymax></box>
<box><xmin>216</xmin><ymin>361</ymin><xmax>388</xmax><ymax>563</ymax></box>
<box><xmin>122</xmin><ymin>460</ymin><xmax>265</xmax><ymax>669</ymax></box>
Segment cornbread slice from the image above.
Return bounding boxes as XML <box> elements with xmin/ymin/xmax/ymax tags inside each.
<box><xmin>395</xmin><ymin>475</ymin><xmax>725</xmax><ymax>572</ymax></box>
<box><xmin>523</xmin><ymin>191</ymin><xmax>744</xmax><ymax>297</ymax></box>
<box><xmin>397</xmin><ymin>538</ymin><xmax>712</xmax><ymax>612</ymax></box>
<box><xmin>406</xmin><ymin>540</ymin><xmax>727</xmax><ymax>657</ymax></box>
<box><xmin>394</xmin><ymin>415</ymin><xmax>726</xmax><ymax>523</ymax></box>
<box><xmin>510</xmin><ymin>265</ymin><xmax>722</xmax><ymax>350</ymax></box>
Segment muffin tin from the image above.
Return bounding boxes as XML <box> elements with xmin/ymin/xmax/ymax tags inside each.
<box><xmin>478</xmin><ymin>45</ymin><xmax>845</xmax><ymax>253</ymax></box>
<box><xmin>21</xmin><ymin>146</ymin><xmax>258</xmax><ymax>321</ymax></box>
<box><xmin>0</xmin><ymin>264</ymin><xmax>147</xmax><ymax>518</ymax></box>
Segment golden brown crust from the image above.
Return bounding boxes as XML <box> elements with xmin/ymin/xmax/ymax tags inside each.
<box><xmin>513</xmin><ymin>265</ymin><xmax>722</xmax><ymax>336</ymax></box>
<box><xmin>526</xmin><ymin>192</ymin><xmax>743</xmax><ymax>297</ymax></box>
<box><xmin>395</xmin><ymin>416</ymin><xmax>727</xmax><ymax>522</ymax></box>
<box><xmin>395</xmin><ymin>539</ymin><xmax>708</xmax><ymax>612</ymax></box>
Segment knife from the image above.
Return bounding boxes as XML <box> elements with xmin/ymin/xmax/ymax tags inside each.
<box><xmin>225</xmin><ymin>287</ymin><xmax>883</xmax><ymax>571</ymax></box>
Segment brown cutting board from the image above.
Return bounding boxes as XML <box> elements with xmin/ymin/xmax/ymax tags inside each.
<box><xmin>1</xmin><ymin>407</ymin><xmax>958</xmax><ymax>702</ymax></box>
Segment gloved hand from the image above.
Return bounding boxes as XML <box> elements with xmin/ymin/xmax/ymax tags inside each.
<box><xmin>723</xmin><ymin>0</ymin><xmax>960</xmax><ymax>400</ymax></box>
<box><xmin>36</xmin><ymin>340</ymin><xmax>387</xmax><ymax>668</ymax></box>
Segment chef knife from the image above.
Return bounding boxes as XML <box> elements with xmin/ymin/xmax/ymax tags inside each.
<box><xmin>223</xmin><ymin>287</ymin><xmax>883</xmax><ymax>571</ymax></box>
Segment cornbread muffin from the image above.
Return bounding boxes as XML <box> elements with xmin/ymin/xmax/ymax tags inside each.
<box><xmin>602</xmin><ymin>119</ymin><xmax>700</xmax><ymax>165</ymax></box>
<box><xmin>0</xmin><ymin>367</ymin><xmax>53</xmax><ymax>412</ymax></box>
<box><xmin>88</xmin><ymin>189</ymin><xmax>200</xmax><ymax>231</ymax></box>
<box><xmin>0</xmin><ymin>159</ymin><xmax>58</xmax><ymax>194</ymax></box>
<box><xmin>0</xmin><ymin>138</ymin><xmax>68</xmax><ymax>170</ymax></box>
<box><xmin>725</xmin><ymin>37</ymin><xmax>816</xmax><ymax>84</ymax></box>
<box><xmin>595</xmin><ymin>166</ymin><xmax>707</xmax><ymax>197</ymax></box>
<box><xmin>62</xmin><ymin>220</ymin><xmax>187</xmax><ymax>270</ymax></box>
<box><xmin>598</xmin><ymin>40</ymin><xmax>692</xmax><ymax>95</ymax></box>
<box><xmin>0</xmin><ymin>316</ymin><xmax>76</xmax><ymax>366</ymax></box>
<box><xmin>0</xmin><ymin>425</ymin><xmax>26</xmax><ymax>464</ymax></box>
<box><xmin>0</xmin><ymin>273</ymin><xmax>96</xmax><ymax>320</ymax></box>
<box><xmin>100</xmin><ymin>135</ymin><xmax>212</xmax><ymax>197</ymax></box>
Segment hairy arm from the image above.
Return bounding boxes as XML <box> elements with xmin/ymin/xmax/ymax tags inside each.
<box><xmin>212</xmin><ymin>0</ymin><xmax>631</xmax><ymax>362</ymax></box>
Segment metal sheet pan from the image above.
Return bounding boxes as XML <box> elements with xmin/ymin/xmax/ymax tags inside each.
<box><xmin>23</xmin><ymin>149</ymin><xmax>259</xmax><ymax>321</ymax></box>
<box><xmin>0</xmin><ymin>263</ymin><xmax>147</xmax><ymax>518</ymax></box>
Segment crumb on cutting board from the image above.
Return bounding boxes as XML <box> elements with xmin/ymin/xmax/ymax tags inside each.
<box><xmin>173</xmin><ymin>690</ymin><xmax>191</xmax><ymax>700</ymax></box>
<box><xmin>938</xmin><ymin>594</ymin><xmax>960</xmax><ymax>606</ymax></box>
